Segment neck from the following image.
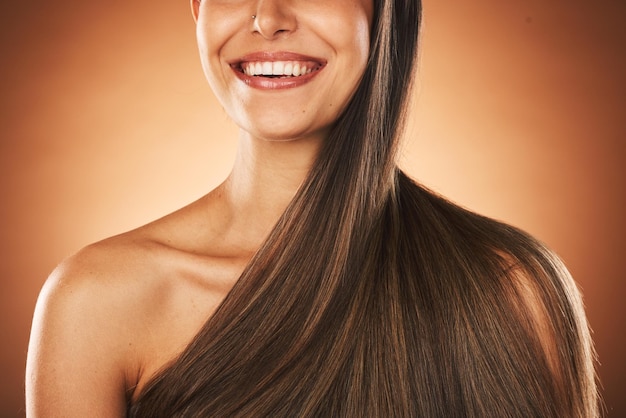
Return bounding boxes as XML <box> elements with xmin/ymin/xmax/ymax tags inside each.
<box><xmin>214</xmin><ymin>130</ymin><xmax>322</xmax><ymax>254</ymax></box>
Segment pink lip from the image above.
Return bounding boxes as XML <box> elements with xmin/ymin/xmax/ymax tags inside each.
<box><xmin>229</xmin><ymin>51</ymin><xmax>327</xmax><ymax>90</ymax></box>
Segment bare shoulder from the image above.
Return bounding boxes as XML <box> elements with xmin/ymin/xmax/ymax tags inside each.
<box><xmin>25</xmin><ymin>233</ymin><xmax>170</xmax><ymax>417</ymax></box>
<box><xmin>26</xmin><ymin>195</ymin><xmax>243</xmax><ymax>417</ymax></box>
<box><xmin>37</xmin><ymin>232</ymin><xmax>173</xmax><ymax>331</ymax></box>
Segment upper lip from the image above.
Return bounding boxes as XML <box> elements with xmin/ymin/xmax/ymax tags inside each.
<box><xmin>229</xmin><ymin>51</ymin><xmax>327</xmax><ymax>70</ymax></box>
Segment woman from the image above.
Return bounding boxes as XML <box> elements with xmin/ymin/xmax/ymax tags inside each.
<box><xmin>26</xmin><ymin>0</ymin><xmax>599</xmax><ymax>416</ymax></box>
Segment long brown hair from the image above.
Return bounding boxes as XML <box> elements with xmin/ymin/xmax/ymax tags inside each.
<box><xmin>130</xmin><ymin>0</ymin><xmax>598</xmax><ymax>416</ymax></box>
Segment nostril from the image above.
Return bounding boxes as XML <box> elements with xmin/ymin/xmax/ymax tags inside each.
<box><xmin>250</xmin><ymin>9</ymin><xmax>297</xmax><ymax>39</ymax></box>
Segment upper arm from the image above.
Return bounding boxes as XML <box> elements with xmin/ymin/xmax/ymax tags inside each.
<box><xmin>26</xmin><ymin>258</ymin><xmax>135</xmax><ymax>417</ymax></box>
<box><xmin>508</xmin><ymin>265</ymin><xmax>563</xmax><ymax>380</ymax></box>
<box><xmin>504</xmin><ymin>251</ymin><xmax>597</xmax><ymax>415</ymax></box>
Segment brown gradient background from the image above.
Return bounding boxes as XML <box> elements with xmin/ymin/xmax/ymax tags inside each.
<box><xmin>1</xmin><ymin>1</ymin><xmax>624</xmax><ymax>416</ymax></box>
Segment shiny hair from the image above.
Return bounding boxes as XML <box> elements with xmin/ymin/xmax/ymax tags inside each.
<box><xmin>129</xmin><ymin>0</ymin><xmax>599</xmax><ymax>416</ymax></box>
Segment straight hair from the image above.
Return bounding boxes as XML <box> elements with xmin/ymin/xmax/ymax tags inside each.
<box><xmin>130</xmin><ymin>0</ymin><xmax>599</xmax><ymax>416</ymax></box>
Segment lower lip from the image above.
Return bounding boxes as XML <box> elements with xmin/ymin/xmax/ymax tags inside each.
<box><xmin>232</xmin><ymin>66</ymin><xmax>323</xmax><ymax>90</ymax></box>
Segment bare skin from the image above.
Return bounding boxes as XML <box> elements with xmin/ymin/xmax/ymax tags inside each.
<box><xmin>25</xmin><ymin>132</ymin><xmax>322</xmax><ymax>417</ymax></box>
<box><xmin>24</xmin><ymin>0</ymin><xmax>375</xmax><ymax>413</ymax></box>
<box><xmin>25</xmin><ymin>1</ymin><xmax>571</xmax><ymax>410</ymax></box>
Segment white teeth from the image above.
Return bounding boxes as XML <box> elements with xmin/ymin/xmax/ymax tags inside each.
<box><xmin>262</xmin><ymin>62</ymin><xmax>273</xmax><ymax>75</ymax></box>
<box><xmin>272</xmin><ymin>61</ymin><xmax>284</xmax><ymax>75</ymax></box>
<box><xmin>242</xmin><ymin>61</ymin><xmax>316</xmax><ymax>77</ymax></box>
<box><xmin>283</xmin><ymin>62</ymin><xmax>293</xmax><ymax>75</ymax></box>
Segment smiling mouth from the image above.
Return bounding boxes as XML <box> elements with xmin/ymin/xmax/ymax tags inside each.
<box><xmin>235</xmin><ymin>60</ymin><xmax>324</xmax><ymax>78</ymax></box>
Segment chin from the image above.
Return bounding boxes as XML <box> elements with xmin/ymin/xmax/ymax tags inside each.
<box><xmin>239</xmin><ymin>115</ymin><xmax>330</xmax><ymax>143</ymax></box>
<box><xmin>249</xmin><ymin>127</ymin><xmax>322</xmax><ymax>143</ymax></box>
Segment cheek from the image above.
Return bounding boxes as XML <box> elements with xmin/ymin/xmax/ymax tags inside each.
<box><xmin>196</xmin><ymin>16</ymin><xmax>231</xmax><ymax>96</ymax></box>
<box><xmin>333</xmin><ymin>13</ymin><xmax>372</xmax><ymax>89</ymax></box>
<box><xmin>352</xmin><ymin>10</ymin><xmax>372</xmax><ymax>65</ymax></box>
<box><xmin>326</xmin><ymin>7</ymin><xmax>371</xmax><ymax>68</ymax></box>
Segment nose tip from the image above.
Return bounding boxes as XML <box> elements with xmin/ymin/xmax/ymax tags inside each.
<box><xmin>252</xmin><ymin>2</ymin><xmax>297</xmax><ymax>40</ymax></box>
